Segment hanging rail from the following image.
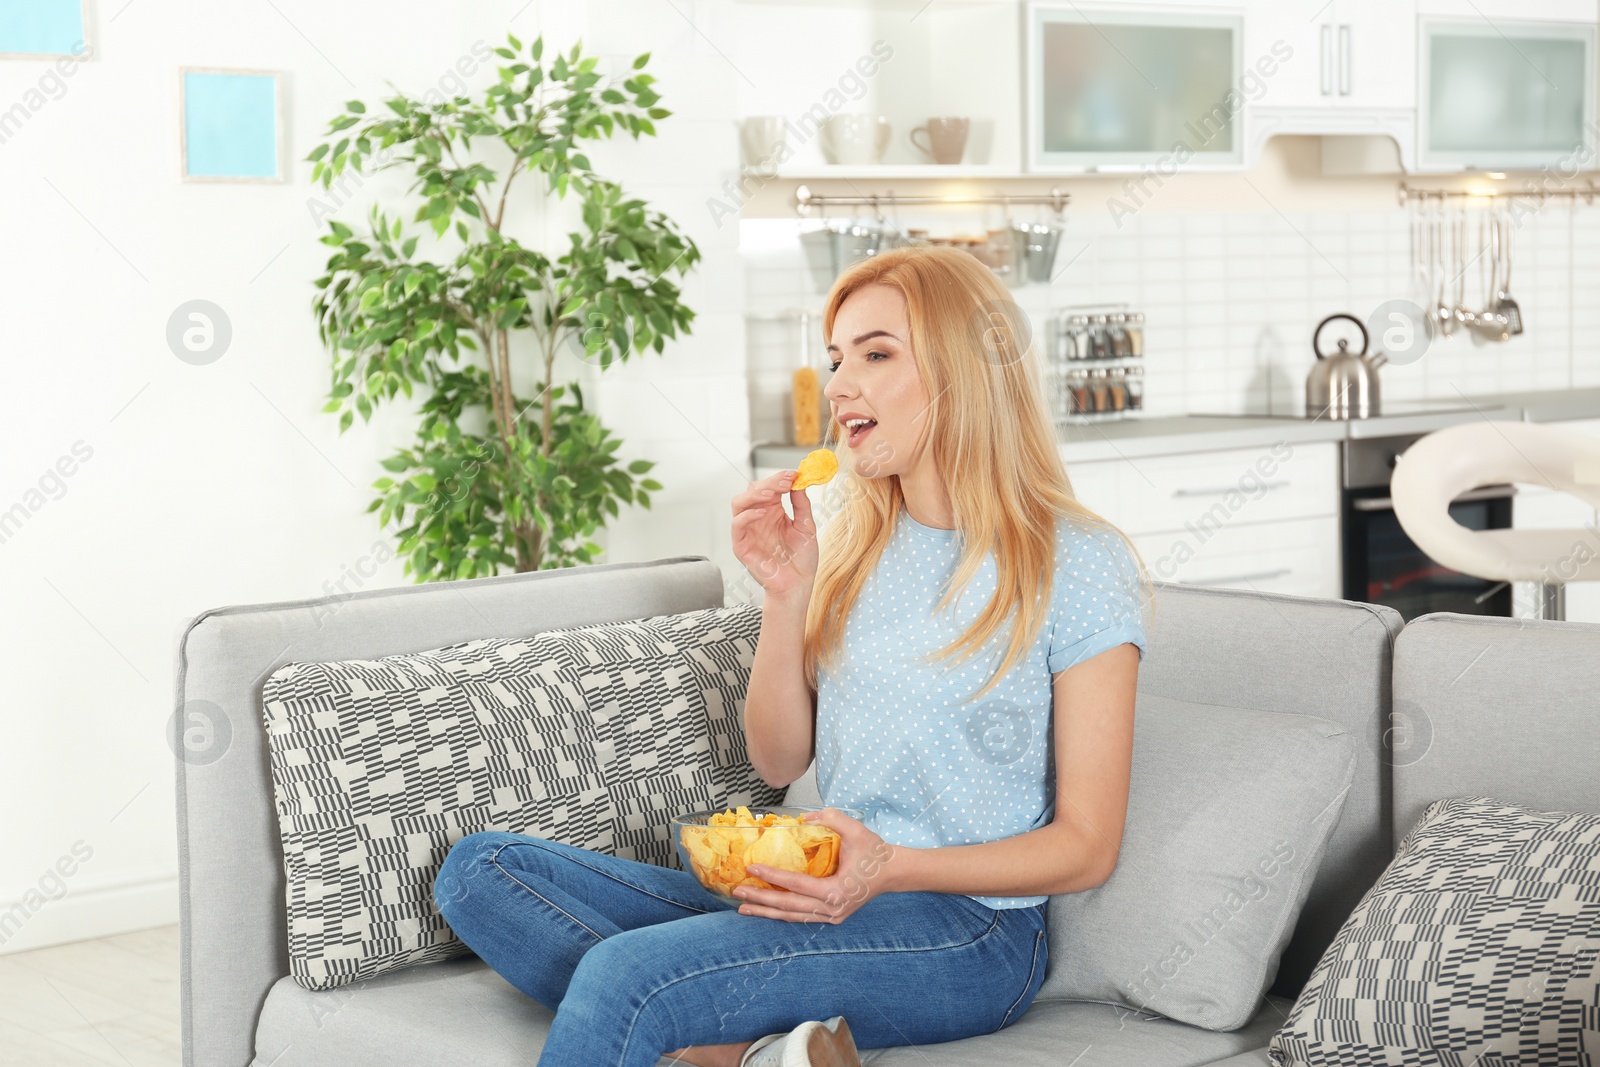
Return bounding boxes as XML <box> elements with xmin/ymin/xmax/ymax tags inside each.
<box><xmin>794</xmin><ymin>184</ymin><xmax>1070</xmax><ymax>215</ymax></box>
<box><xmin>1398</xmin><ymin>182</ymin><xmax>1600</xmax><ymax>205</ymax></box>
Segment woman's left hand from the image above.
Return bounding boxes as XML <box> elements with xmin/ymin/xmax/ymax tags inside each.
<box><xmin>733</xmin><ymin>808</ymin><xmax>899</xmax><ymax>924</ymax></box>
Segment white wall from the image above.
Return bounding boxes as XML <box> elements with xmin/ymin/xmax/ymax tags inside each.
<box><xmin>0</xmin><ymin>0</ymin><xmax>746</xmax><ymax>952</ymax></box>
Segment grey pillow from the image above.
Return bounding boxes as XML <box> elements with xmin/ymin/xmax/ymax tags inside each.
<box><xmin>1269</xmin><ymin>796</ymin><xmax>1600</xmax><ymax>1066</ymax></box>
<box><xmin>1035</xmin><ymin>692</ymin><xmax>1356</xmax><ymax>1031</ymax></box>
<box><xmin>259</xmin><ymin>603</ymin><xmax>784</xmax><ymax>990</ymax></box>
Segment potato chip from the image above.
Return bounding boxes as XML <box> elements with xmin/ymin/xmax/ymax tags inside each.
<box><xmin>679</xmin><ymin>807</ymin><xmax>842</xmax><ymax>900</ymax></box>
<box><xmin>789</xmin><ymin>449</ymin><xmax>838</xmax><ymax>492</ymax></box>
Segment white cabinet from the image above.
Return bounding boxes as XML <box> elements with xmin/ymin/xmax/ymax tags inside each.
<box><xmin>1511</xmin><ymin>418</ymin><xmax>1600</xmax><ymax>624</ymax></box>
<box><xmin>1416</xmin><ymin>16</ymin><xmax>1598</xmax><ymax>171</ymax></box>
<box><xmin>1249</xmin><ymin>0</ymin><xmax>1416</xmax><ymax>111</ymax></box>
<box><xmin>1244</xmin><ymin>0</ymin><xmax>1418</xmax><ymax>170</ymax></box>
<box><xmin>1025</xmin><ymin>1</ymin><xmax>1247</xmax><ymax>171</ymax></box>
<box><xmin>1067</xmin><ymin>440</ymin><xmax>1343</xmax><ymax>598</ymax></box>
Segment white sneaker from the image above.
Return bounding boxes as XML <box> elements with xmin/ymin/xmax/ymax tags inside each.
<box><xmin>739</xmin><ymin>1015</ymin><xmax>860</xmax><ymax>1067</ymax></box>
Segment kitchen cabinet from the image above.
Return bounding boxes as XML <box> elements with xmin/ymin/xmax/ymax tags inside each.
<box><xmin>1244</xmin><ymin>0</ymin><xmax>1418</xmax><ymax>171</ymax></box>
<box><xmin>1066</xmin><ymin>441</ymin><xmax>1342</xmax><ymax>598</ymax></box>
<box><xmin>1025</xmin><ymin>2</ymin><xmax>1247</xmax><ymax>171</ymax></box>
<box><xmin>1416</xmin><ymin>17</ymin><xmax>1597</xmax><ymax>171</ymax></box>
<box><xmin>1511</xmin><ymin>417</ymin><xmax>1600</xmax><ymax>624</ymax></box>
<box><xmin>1249</xmin><ymin>0</ymin><xmax>1416</xmax><ymax>112</ymax></box>
<box><xmin>730</xmin><ymin>0</ymin><xmax>1024</xmax><ymax>179</ymax></box>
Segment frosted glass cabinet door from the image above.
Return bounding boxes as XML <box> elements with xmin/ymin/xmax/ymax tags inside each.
<box><xmin>1419</xmin><ymin>19</ymin><xmax>1596</xmax><ymax>169</ymax></box>
<box><xmin>1027</xmin><ymin>3</ymin><xmax>1245</xmax><ymax>169</ymax></box>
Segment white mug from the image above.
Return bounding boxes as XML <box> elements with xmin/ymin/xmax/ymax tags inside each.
<box><xmin>819</xmin><ymin>114</ymin><xmax>890</xmax><ymax>165</ymax></box>
<box><xmin>740</xmin><ymin>116</ymin><xmax>787</xmax><ymax>168</ymax></box>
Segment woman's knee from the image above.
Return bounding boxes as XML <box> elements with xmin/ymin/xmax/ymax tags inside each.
<box><xmin>434</xmin><ymin>830</ymin><xmax>525</xmax><ymax>919</ymax></box>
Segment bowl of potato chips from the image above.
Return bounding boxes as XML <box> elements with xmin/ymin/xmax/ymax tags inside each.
<box><xmin>672</xmin><ymin>804</ymin><xmax>859</xmax><ymax>907</ymax></box>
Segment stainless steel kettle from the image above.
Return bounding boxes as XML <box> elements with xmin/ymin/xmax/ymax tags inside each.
<box><xmin>1306</xmin><ymin>312</ymin><xmax>1386</xmax><ymax>420</ymax></box>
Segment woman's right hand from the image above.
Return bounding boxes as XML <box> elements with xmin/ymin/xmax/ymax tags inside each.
<box><xmin>732</xmin><ymin>469</ymin><xmax>819</xmax><ymax>601</ymax></box>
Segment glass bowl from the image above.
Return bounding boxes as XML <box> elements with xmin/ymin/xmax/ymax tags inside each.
<box><xmin>671</xmin><ymin>804</ymin><xmax>862</xmax><ymax>909</ymax></box>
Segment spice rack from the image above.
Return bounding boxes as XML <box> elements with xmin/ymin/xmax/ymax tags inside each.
<box><xmin>1048</xmin><ymin>304</ymin><xmax>1146</xmax><ymax>424</ymax></box>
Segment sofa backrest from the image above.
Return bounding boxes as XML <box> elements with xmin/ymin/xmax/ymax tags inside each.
<box><xmin>788</xmin><ymin>581</ymin><xmax>1405</xmax><ymax>1002</ymax></box>
<box><xmin>1392</xmin><ymin>611</ymin><xmax>1600</xmax><ymax>842</ymax></box>
<box><xmin>173</xmin><ymin>556</ymin><xmax>726</xmax><ymax>1067</ymax></box>
<box><xmin>1134</xmin><ymin>584</ymin><xmax>1403</xmax><ymax>999</ymax></box>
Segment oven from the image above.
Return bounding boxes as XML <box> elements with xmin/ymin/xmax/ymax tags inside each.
<box><xmin>1341</xmin><ymin>432</ymin><xmax>1516</xmax><ymax>622</ymax></box>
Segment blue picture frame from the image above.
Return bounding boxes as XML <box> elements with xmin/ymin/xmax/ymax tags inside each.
<box><xmin>180</xmin><ymin>68</ymin><xmax>284</xmax><ymax>183</ymax></box>
<box><xmin>0</xmin><ymin>0</ymin><xmax>91</xmax><ymax>60</ymax></box>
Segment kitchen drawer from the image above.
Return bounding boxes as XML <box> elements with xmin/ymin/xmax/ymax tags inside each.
<box><xmin>1068</xmin><ymin>440</ymin><xmax>1339</xmax><ymax>537</ymax></box>
<box><xmin>1130</xmin><ymin>515</ymin><xmax>1341</xmax><ymax>600</ymax></box>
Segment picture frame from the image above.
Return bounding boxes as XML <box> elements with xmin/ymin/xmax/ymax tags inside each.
<box><xmin>179</xmin><ymin>67</ymin><xmax>286</xmax><ymax>184</ymax></box>
<box><xmin>0</xmin><ymin>0</ymin><xmax>92</xmax><ymax>61</ymax></box>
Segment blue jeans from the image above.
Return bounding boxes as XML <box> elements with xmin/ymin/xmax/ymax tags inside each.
<box><xmin>434</xmin><ymin>831</ymin><xmax>1049</xmax><ymax>1067</ymax></box>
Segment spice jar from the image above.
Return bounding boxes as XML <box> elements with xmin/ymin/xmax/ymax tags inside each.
<box><xmin>1088</xmin><ymin>367</ymin><xmax>1110</xmax><ymax>413</ymax></box>
<box><xmin>1089</xmin><ymin>314</ymin><xmax>1111</xmax><ymax>359</ymax></box>
<box><xmin>1126</xmin><ymin>312</ymin><xmax>1145</xmax><ymax>358</ymax></box>
<box><xmin>791</xmin><ymin>311</ymin><xmax>823</xmax><ymax>446</ymax></box>
<box><xmin>1109</xmin><ymin>313</ymin><xmax>1130</xmax><ymax>358</ymax></box>
<box><xmin>1124</xmin><ymin>364</ymin><xmax>1145</xmax><ymax>410</ymax></box>
<box><xmin>1068</xmin><ymin>369</ymin><xmax>1091</xmax><ymax>415</ymax></box>
<box><xmin>1107</xmin><ymin>366</ymin><xmax>1128</xmax><ymax>412</ymax></box>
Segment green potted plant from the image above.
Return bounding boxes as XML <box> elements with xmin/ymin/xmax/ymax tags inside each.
<box><xmin>307</xmin><ymin>32</ymin><xmax>701</xmax><ymax>578</ymax></box>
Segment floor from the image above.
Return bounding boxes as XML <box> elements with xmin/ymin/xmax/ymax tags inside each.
<box><xmin>0</xmin><ymin>925</ymin><xmax>182</xmax><ymax>1066</ymax></box>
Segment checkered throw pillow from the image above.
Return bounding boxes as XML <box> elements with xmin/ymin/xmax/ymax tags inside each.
<box><xmin>1269</xmin><ymin>796</ymin><xmax>1600</xmax><ymax>1065</ymax></box>
<box><xmin>260</xmin><ymin>603</ymin><xmax>784</xmax><ymax>990</ymax></box>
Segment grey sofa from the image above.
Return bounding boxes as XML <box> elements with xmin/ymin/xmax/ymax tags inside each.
<box><xmin>174</xmin><ymin>555</ymin><xmax>1600</xmax><ymax>1066</ymax></box>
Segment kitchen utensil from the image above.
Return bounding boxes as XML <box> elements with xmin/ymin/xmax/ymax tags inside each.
<box><xmin>1495</xmin><ymin>205</ymin><xmax>1523</xmax><ymax>335</ymax></box>
<box><xmin>739</xmin><ymin>116</ymin><xmax>787</xmax><ymax>168</ymax></box>
<box><xmin>1011</xmin><ymin>220</ymin><xmax>1062</xmax><ymax>283</ymax></box>
<box><xmin>1432</xmin><ymin>201</ymin><xmax>1456</xmax><ymax>338</ymax></box>
<box><xmin>818</xmin><ymin>114</ymin><xmax>890</xmax><ymax>165</ymax></box>
<box><xmin>1472</xmin><ymin>210</ymin><xmax>1511</xmax><ymax>343</ymax></box>
<box><xmin>1410</xmin><ymin>200</ymin><xmax>1437</xmax><ymax>340</ymax></box>
<box><xmin>1451</xmin><ymin>209</ymin><xmax>1477</xmax><ymax>334</ymax></box>
<box><xmin>1306</xmin><ymin>312</ymin><xmax>1386</xmax><ymax>420</ymax></box>
<box><xmin>909</xmin><ymin>117</ymin><xmax>969</xmax><ymax>164</ymax></box>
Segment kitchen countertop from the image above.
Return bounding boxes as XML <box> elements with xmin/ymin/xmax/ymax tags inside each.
<box><xmin>751</xmin><ymin>387</ymin><xmax>1600</xmax><ymax>468</ymax></box>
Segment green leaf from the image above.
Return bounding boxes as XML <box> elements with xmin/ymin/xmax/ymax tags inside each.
<box><xmin>627</xmin><ymin>459</ymin><xmax>652</xmax><ymax>474</ymax></box>
<box><xmin>633</xmin><ymin>51</ymin><xmax>650</xmax><ymax>69</ymax></box>
<box><xmin>640</xmin><ymin>479</ymin><xmax>662</xmax><ymax>491</ymax></box>
<box><xmin>339</xmin><ymin>409</ymin><xmax>354</xmax><ymax>433</ymax></box>
<box><xmin>346</xmin><ymin>99</ymin><xmax>366</xmax><ymax>113</ymax></box>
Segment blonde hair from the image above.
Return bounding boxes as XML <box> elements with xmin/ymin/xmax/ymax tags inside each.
<box><xmin>803</xmin><ymin>244</ymin><xmax>1155</xmax><ymax>701</ymax></box>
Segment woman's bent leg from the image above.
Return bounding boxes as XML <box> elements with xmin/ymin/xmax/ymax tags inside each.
<box><xmin>433</xmin><ymin>830</ymin><xmax>721</xmax><ymax>1011</ymax></box>
<box><xmin>537</xmin><ymin>890</ymin><xmax>1050</xmax><ymax>1067</ymax></box>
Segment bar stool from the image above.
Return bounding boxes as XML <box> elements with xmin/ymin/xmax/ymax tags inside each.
<box><xmin>1389</xmin><ymin>420</ymin><xmax>1600</xmax><ymax>620</ymax></box>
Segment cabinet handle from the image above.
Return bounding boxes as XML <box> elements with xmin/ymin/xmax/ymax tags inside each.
<box><xmin>1320</xmin><ymin>24</ymin><xmax>1333</xmax><ymax>95</ymax></box>
<box><xmin>1184</xmin><ymin>567</ymin><xmax>1292</xmax><ymax>587</ymax></box>
<box><xmin>1170</xmin><ymin>479</ymin><xmax>1290</xmax><ymax>498</ymax></box>
<box><xmin>1339</xmin><ymin>24</ymin><xmax>1351</xmax><ymax>96</ymax></box>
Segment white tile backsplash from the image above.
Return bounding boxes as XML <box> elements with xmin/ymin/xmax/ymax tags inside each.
<box><xmin>744</xmin><ymin>202</ymin><xmax>1600</xmax><ymax>429</ymax></box>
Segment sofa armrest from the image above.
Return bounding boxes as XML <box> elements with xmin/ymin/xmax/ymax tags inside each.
<box><xmin>176</xmin><ymin>557</ymin><xmax>725</xmax><ymax>1067</ymax></box>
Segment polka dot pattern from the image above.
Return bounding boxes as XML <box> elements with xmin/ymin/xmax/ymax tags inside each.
<box><xmin>816</xmin><ymin>506</ymin><xmax>1149</xmax><ymax>909</ymax></box>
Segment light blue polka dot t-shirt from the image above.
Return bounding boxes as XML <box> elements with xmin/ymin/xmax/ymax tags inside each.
<box><xmin>815</xmin><ymin>505</ymin><xmax>1149</xmax><ymax>910</ymax></box>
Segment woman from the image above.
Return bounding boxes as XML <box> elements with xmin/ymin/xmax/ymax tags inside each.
<box><xmin>435</xmin><ymin>244</ymin><xmax>1152</xmax><ymax>1067</ymax></box>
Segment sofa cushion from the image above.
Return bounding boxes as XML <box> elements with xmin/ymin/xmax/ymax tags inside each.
<box><xmin>1035</xmin><ymin>692</ymin><xmax>1357</xmax><ymax>1032</ymax></box>
<box><xmin>258</xmin><ymin>603</ymin><xmax>784</xmax><ymax>990</ymax></box>
<box><xmin>1132</xmin><ymin>585</ymin><xmax>1402</xmax><ymax>1003</ymax></box>
<box><xmin>250</xmin><ymin>954</ymin><xmax>1297</xmax><ymax>1067</ymax></box>
<box><xmin>1268</xmin><ymin>795</ymin><xmax>1600</xmax><ymax>1066</ymax></box>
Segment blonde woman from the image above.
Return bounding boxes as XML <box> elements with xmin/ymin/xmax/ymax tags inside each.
<box><xmin>437</xmin><ymin>244</ymin><xmax>1152</xmax><ymax>1067</ymax></box>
